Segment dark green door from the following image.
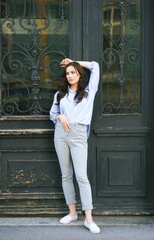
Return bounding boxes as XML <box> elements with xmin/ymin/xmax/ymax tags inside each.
<box><xmin>0</xmin><ymin>0</ymin><xmax>154</xmax><ymax>215</ymax></box>
<box><xmin>83</xmin><ymin>0</ymin><xmax>154</xmax><ymax>215</ymax></box>
<box><xmin>0</xmin><ymin>0</ymin><xmax>71</xmax><ymax>215</ymax></box>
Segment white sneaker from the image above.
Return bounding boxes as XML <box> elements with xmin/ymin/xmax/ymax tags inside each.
<box><xmin>84</xmin><ymin>219</ymin><xmax>100</xmax><ymax>234</ymax></box>
<box><xmin>60</xmin><ymin>214</ymin><xmax>78</xmax><ymax>224</ymax></box>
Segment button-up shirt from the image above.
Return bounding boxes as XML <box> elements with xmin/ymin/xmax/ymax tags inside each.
<box><xmin>49</xmin><ymin>61</ymin><xmax>100</xmax><ymax>137</ymax></box>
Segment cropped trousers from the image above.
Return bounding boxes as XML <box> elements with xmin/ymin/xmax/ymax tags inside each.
<box><xmin>54</xmin><ymin>122</ymin><xmax>93</xmax><ymax>211</ymax></box>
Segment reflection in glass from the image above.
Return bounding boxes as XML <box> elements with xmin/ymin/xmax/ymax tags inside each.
<box><xmin>0</xmin><ymin>0</ymin><xmax>69</xmax><ymax>116</ymax></box>
<box><xmin>102</xmin><ymin>0</ymin><xmax>141</xmax><ymax>114</ymax></box>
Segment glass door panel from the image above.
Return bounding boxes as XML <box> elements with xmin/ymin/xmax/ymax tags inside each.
<box><xmin>0</xmin><ymin>0</ymin><xmax>69</xmax><ymax>116</ymax></box>
<box><xmin>102</xmin><ymin>0</ymin><xmax>141</xmax><ymax>114</ymax></box>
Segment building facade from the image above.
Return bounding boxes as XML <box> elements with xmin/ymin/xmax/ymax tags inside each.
<box><xmin>0</xmin><ymin>0</ymin><xmax>154</xmax><ymax>215</ymax></box>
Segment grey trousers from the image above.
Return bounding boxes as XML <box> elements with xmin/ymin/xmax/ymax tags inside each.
<box><xmin>54</xmin><ymin>122</ymin><xmax>93</xmax><ymax>211</ymax></box>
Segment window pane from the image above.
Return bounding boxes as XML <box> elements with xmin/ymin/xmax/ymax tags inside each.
<box><xmin>102</xmin><ymin>0</ymin><xmax>141</xmax><ymax>114</ymax></box>
<box><xmin>0</xmin><ymin>0</ymin><xmax>69</xmax><ymax>116</ymax></box>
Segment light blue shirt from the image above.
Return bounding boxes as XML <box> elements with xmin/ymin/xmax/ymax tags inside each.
<box><xmin>49</xmin><ymin>61</ymin><xmax>100</xmax><ymax>137</ymax></box>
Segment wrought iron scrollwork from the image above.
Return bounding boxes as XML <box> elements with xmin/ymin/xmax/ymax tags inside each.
<box><xmin>0</xmin><ymin>0</ymin><xmax>69</xmax><ymax>116</ymax></box>
<box><xmin>102</xmin><ymin>0</ymin><xmax>141</xmax><ymax>114</ymax></box>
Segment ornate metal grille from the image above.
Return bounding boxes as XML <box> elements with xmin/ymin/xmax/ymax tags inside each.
<box><xmin>0</xmin><ymin>0</ymin><xmax>69</xmax><ymax>116</ymax></box>
<box><xmin>102</xmin><ymin>0</ymin><xmax>141</xmax><ymax>114</ymax></box>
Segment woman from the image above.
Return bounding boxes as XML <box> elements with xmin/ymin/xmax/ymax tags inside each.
<box><xmin>50</xmin><ymin>58</ymin><xmax>100</xmax><ymax>234</ymax></box>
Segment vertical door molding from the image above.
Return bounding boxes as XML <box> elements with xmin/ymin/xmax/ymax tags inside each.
<box><xmin>69</xmin><ymin>0</ymin><xmax>83</xmax><ymax>60</ymax></box>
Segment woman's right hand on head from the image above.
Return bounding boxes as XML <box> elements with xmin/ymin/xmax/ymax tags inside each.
<box><xmin>56</xmin><ymin>114</ymin><xmax>70</xmax><ymax>131</ymax></box>
<box><xmin>60</xmin><ymin>58</ymin><xmax>73</xmax><ymax>67</ymax></box>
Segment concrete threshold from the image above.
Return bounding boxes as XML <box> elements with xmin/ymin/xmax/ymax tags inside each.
<box><xmin>0</xmin><ymin>216</ymin><xmax>154</xmax><ymax>227</ymax></box>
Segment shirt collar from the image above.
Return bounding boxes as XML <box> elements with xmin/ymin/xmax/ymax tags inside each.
<box><xmin>68</xmin><ymin>86</ymin><xmax>77</xmax><ymax>94</ymax></box>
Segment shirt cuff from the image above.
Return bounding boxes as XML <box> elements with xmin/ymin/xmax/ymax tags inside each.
<box><xmin>50</xmin><ymin>113</ymin><xmax>57</xmax><ymax>124</ymax></box>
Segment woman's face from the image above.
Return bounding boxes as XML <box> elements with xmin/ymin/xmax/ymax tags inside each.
<box><xmin>66</xmin><ymin>65</ymin><xmax>80</xmax><ymax>89</ymax></box>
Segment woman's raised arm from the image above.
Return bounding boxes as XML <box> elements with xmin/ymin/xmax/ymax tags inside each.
<box><xmin>60</xmin><ymin>58</ymin><xmax>90</xmax><ymax>68</ymax></box>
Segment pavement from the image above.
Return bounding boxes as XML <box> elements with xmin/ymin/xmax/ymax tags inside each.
<box><xmin>0</xmin><ymin>216</ymin><xmax>154</xmax><ymax>240</ymax></box>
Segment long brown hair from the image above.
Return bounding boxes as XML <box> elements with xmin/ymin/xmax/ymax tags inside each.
<box><xmin>56</xmin><ymin>62</ymin><xmax>90</xmax><ymax>105</ymax></box>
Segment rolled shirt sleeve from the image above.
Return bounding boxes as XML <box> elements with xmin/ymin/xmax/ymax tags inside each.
<box><xmin>86</xmin><ymin>61</ymin><xmax>100</xmax><ymax>94</ymax></box>
<box><xmin>49</xmin><ymin>92</ymin><xmax>60</xmax><ymax>124</ymax></box>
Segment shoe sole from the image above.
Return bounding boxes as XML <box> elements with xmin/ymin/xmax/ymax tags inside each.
<box><xmin>60</xmin><ymin>218</ymin><xmax>78</xmax><ymax>224</ymax></box>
